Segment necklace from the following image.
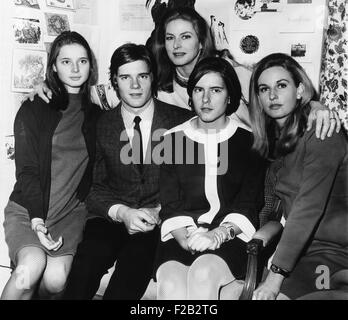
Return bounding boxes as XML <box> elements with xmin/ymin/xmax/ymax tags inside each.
<box><xmin>174</xmin><ymin>70</ymin><xmax>189</xmax><ymax>88</ymax></box>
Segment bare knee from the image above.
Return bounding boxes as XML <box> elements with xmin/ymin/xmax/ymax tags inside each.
<box><xmin>188</xmin><ymin>254</ymin><xmax>233</xmax><ymax>287</ymax></box>
<box><xmin>157</xmin><ymin>262</ymin><xmax>187</xmax><ymax>299</ymax></box>
<box><xmin>14</xmin><ymin>247</ymin><xmax>47</xmax><ymax>290</ymax></box>
<box><xmin>42</xmin><ymin>262</ymin><xmax>70</xmax><ymax>294</ymax></box>
<box><xmin>188</xmin><ymin>255</ymin><xmax>218</xmax><ymax>284</ymax></box>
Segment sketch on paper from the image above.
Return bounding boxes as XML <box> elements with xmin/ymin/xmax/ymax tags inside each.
<box><xmin>234</xmin><ymin>0</ymin><xmax>257</xmax><ymax>20</ymax></box>
<box><xmin>44</xmin><ymin>12</ymin><xmax>71</xmax><ymax>37</ymax></box>
<box><xmin>210</xmin><ymin>15</ymin><xmax>229</xmax><ymax>50</ymax></box>
<box><xmin>14</xmin><ymin>0</ymin><xmax>40</xmax><ymax>9</ymax></box>
<box><xmin>12</xmin><ymin>49</ymin><xmax>47</xmax><ymax>93</ymax></box>
<box><xmin>46</xmin><ymin>0</ymin><xmax>75</xmax><ymax>10</ymax></box>
<box><xmin>5</xmin><ymin>135</ymin><xmax>15</xmax><ymax>161</ymax></box>
<box><xmin>13</xmin><ymin>17</ymin><xmax>44</xmax><ymax>49</ymax></box>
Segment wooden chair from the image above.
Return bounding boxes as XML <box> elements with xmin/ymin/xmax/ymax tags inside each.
<box><xmin>236</xmin><ymin>221</ymin><xmax>348</xmax><ymax>300</ymax></box>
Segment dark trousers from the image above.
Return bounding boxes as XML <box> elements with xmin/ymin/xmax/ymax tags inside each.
<box><xmin>63</xmin><ymin>217</ymin><xmax>159</xmax><ymax>300</ymax></box>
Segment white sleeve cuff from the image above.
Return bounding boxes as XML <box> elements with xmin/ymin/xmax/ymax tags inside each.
<box><xmin>220</xmin><ymin>213</ymin><xmax>256</xmax><ymax>242</ymax></box>
<box><xmin>108</xmin><ymin>204</ymin><xmax>126</xmax><ymax>222</ymax></box>
<box><xmin>161</xmin><ymin>216</ymin><xmax>196</xmax><ymax>242</ymax></box>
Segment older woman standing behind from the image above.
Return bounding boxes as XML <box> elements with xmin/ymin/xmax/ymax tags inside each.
<box><xmin>249</xmin><ymin>53</ymin><xmax>348</xmax><ymax>300</ymax></box>
<box><xmin>30</xmin><ymin>6</ymin><xmax>339</xmax><ymax>139</ymax></box>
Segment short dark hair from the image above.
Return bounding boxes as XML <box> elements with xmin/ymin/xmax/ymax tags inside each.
<box><xmin>46</xmin><ymin>31</ymin><xmax>96</xmax><ymax>109</ymax></box>
<box><xmin>109</xmin><ymin>43</ymin><xmax>157</xmax><ymax>96</ymax></box>
<box><xmin>187</xmin><ymin>57</ymin><xmax>242</xmax><ymax>115</ymax></box>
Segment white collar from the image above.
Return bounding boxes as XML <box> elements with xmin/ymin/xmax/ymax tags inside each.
<box><xmin>165</xmin><ymin>113</ymin><xmax>251</xmax><ymax>144</ymax></box>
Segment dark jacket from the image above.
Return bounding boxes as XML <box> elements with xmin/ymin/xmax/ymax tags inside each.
<box><xmin>10</xmin><ymin>96</ymin><xmax>100</xmax><ymax>221</ymax></box>
<box><xmin>86</xmin><ymin>98</ymin><xmax>192</xmax><ymax>220</ymax></box>
<box><xmin>270</xmin><ymin>128</ymin><xmax>348</xmax><ymax>272</ymax></box>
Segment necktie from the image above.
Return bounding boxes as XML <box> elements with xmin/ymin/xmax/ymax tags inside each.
<box><xmin>133</xmin><ymin>116</ymin><xmax>143</xmax><ymax>170</ymax></box>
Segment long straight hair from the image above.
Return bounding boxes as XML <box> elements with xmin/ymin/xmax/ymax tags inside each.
<box><xmin>46</xmin><ymin>31</ymin><xmax>96</xmax><ymax>109</ymax></box>
<box><xmin>249</xmin><ymin>53</ymin><xmax>317</xmax><ymax>158</ymax></box>
<box><xmin>152</xmin><ymin>7</ymin><xmax>215</xmax><ymax>92</ymax></box>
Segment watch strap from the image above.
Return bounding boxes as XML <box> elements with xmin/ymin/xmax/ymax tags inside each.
<box><xmin>270</xmin><ymin>264</ymin><xmax>290</xmax><ymax>278</ymax></box>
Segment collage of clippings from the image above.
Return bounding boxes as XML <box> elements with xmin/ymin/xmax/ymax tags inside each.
<box><xmin>229</xmin><ymin>0</ymin><xmax>315</xmax><ymax>74</ymax></box>
<box><xmin>8</xmin><ymin>0</ymin><xmax>76</xmax><ymax>161</ymax></box>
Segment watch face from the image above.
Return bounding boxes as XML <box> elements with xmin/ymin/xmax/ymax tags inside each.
<box><xmin>229</xmin><ymin>227</ymin><xmax>235</xmax><ymax>239</ymax></box>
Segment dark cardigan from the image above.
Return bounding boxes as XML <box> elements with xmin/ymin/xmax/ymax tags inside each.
<box><xmin>9</xmin><ymin>96</ymin><xmax>100</xmax><ymax>221</ymax></box>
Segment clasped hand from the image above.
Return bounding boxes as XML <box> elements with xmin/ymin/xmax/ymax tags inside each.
<box><xmin>122</xmin><ymin>207</ymin><xmax>159</xmax><ymax>235</ymax></box>
<box><xmin>186</xmin><ymin>227</ymin><xmax>221</xmax><ymax>253</ymax></box>
<box><xmin>33</xmin><ymin>224</ymin><xmax>63</xmax><ymax>251</ymax></box>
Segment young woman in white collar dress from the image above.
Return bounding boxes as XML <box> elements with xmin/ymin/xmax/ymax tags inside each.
<box><xmin>154</xmin><ymin>57</ymin><xmax>267</xmax><ymax>299</ymax></box>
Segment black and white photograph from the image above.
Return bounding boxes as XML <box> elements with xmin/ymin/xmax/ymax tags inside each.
<box><xmin>0</xmin><ymin>0</ymin><xmax>346</xmax><ymax>307</ymax></box>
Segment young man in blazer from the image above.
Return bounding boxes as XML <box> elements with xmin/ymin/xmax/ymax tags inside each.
<box><xmin>63</xmin><ymin>43</ymin><xmax>192</xmax><ymax>300</ymax></box>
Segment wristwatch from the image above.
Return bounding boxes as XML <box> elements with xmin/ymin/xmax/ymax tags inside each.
<box><xmin>270</xmin><ymin>264</ymin><xmax>290</xmax><ymax>278</ymax></box>
<box><xmin>221</xmin><ymin>223</ymin><xmax>236</xmax><ymax>241</ymax></box>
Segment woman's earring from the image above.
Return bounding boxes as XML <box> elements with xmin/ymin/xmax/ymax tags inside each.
<box><xmin>228</xmin><ymin>97</ymin><xmax>231</xmax><ymax>104</ymax></box>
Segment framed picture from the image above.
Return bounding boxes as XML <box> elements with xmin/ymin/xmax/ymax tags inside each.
<box><xmin>12</xmin><ymin>16</ymin><xmax>44</xmax><ymax>49</ymax></box>
<box><xmin>12</xmin><ymin>49</ymin><xmax>47</xmax><ymax>93</ymax></box>
<box><xmin>46</xmin><ymin>0</ymin><xmax>75</xmax><ymax>10</ymax></box>
<box><xmin>13</xmin><ymin>0</ymin><xmax>40</xmax><ymax>9</ymax></box>
<box><xmin>44</xmin><ymin>12</ymin><xmax>71</xmax><ymax>38</ymax></box>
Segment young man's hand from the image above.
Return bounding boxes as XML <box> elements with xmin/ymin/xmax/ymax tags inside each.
<box><xmin>25</xmin><ymin>82</ymin><xmax>52</xmax><ymax>103</ymax></box>
<box><xmin>118</xmin><ymin>206</ymin><xmax>157</xmax><ymax>234</ymax></box>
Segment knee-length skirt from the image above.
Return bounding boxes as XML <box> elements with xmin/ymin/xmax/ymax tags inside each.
<box><xmin>3</xmin><ymin>200</ymin><xmax>87</xmax><ymax>266</ymax></box>
<box><xmin>154</xmin><ymin>236</ymin><xmax>248</xmax><ymax>281</ymax></box>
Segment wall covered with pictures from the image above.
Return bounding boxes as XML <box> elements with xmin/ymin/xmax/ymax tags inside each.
<box><xmin>0</xmin><ymin>0</ymin><xmax>343</xmax><ymax>276</ymax></box>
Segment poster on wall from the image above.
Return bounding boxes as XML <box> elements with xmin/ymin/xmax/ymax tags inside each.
<box><xmin>279</xmin><ymin>5</ymin><xmax>315</xmax><ymax>32</ymax></box>
<box><xmin>230</xmin><ymin>0</ymin><xmax>283</xmax><ymax>30</ymax></box>
<box><xmin>44</xmin><ymin>11</ymin><xmax>72</xmax><ymax>41</ymax></box>
<box><xmin>196</xmin><ymin>0</ymin><xmax>231</xmax><ymax>50</ymax></box>
<box><xmin>13</xmin><ymin>0</ymin><xmax>40</xmax><ymax>10</ymax></box>
<box><xmin>46</xmin><ymin>0</ymin><xmax>75</xmax><ymax>10</ymax></box>
<box><xmin>119</xmin><ymin>0</ymin><xmax>153</xmax><ymax>31</ymax></box>
<box><xmin>11</xmin><ymin>49</ymin><xmax>47</xmax><ymax>93</ymax></box>
<box><xmin>12</xmin><ymin>16</ymin><xmax>45</xmax><ymax>50</ymax></box>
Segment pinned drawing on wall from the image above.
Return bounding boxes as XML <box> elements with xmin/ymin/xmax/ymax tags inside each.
<box><xmin>4</xmin><ymin>135</ymin><xmax>15</xmax><ymax>161</ymax></box>
<box><xmin>13</xmin><ymin>0</ymin><xmax>40</xmax><ymax>10</ymax></box>
<box><xmin>231</xmin><ymin>0</ymin><xmax>283</xmax><ymax>31</ymax></box>
<box><xmin>279</xmin><ymin>6</ymin><xmax>315</xmax><ymax>32</ymax></box>
<box><xmin>44</xmin><ymin>12</ymin><xmax>71</xmax><ymax>38</ymax></box>
<box><xmin>234</xmin><ymin>0</ymin><xmax>257</xmax><ymax>20</ymax></box>
<box><xmin>288</xmin><ymin>0</ymin><xmax>312</xmax><ymax>3</ymax></box>
<box><xmin>210</xmin><ymin>15</ymin><xmax>229</xmax><ymax>50</ymax></box>
<box><xmin>240</xmin><ymin>34</ymin><xmax>260</xmax><ymax>54</ymax></box>
<box><xmin>12</xmin><ymin>49</ymin><xmax>47</xmax><ymax>93</ymax></box>
<box><xmin>12</xmin><ymin>16</ymin><xmax>44</xmax><ymax>49</ymax></box>
<box><xmin>233</xmin><ymin>0</ymin><xmax>282</xmax><ymax>21</ymax></box>
<box><xmin>259</xmin><ymin>0</ymin><xmax>281</xmax><ymax>12</ymax></box>
<box><xmin>46</xmin><ymin>0</ymin><xmax>75</xmax><ymax>10</ymax></box>
<box><xmin>291</xmin><ymin>43</ymin><xmax>306</xmax><ymax>57</ymax></box>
